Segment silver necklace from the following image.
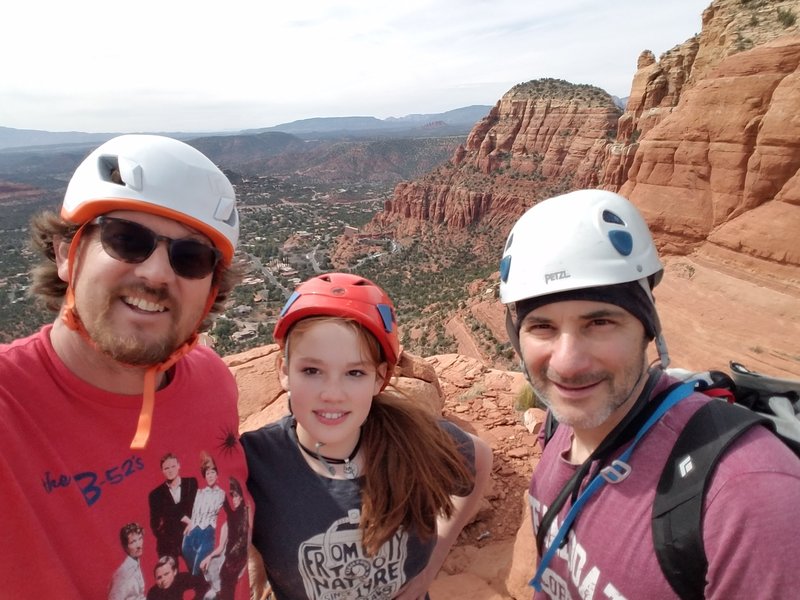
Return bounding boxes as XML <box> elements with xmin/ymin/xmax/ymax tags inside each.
<box><xmin>296</xmin><ymin>433</ymin><xmax>362</xmax><ymax>479</ymax></box>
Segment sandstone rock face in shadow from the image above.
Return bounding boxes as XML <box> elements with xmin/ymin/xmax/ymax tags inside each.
<box><xmin>225</xmin><ymin>345</ymin><xmax>285</xmax><ymax>432</ymax></box>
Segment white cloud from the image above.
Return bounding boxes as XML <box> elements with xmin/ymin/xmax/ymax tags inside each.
<box><xmin>1</xmin><ymin>0</ymin><xmax>709</xmax><ymax>132</ymax></box>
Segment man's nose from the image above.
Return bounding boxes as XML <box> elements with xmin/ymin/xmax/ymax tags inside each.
<box><xmin>548</xmin><ymin>333</ymin><xmax>592</xmax><ymax>379</ymax></box>
<box><xmin>133</xmin><ymin>241</ymin><xmax>174</xmax><ymax>284</ymax></box>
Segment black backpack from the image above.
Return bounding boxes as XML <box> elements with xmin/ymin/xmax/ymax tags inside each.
<box><xmin>539</xmin><ymin>362</ymin><xmax>800</xmax><ymax>599</ymax></box>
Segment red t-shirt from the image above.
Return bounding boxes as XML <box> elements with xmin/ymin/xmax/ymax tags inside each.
<box><xmin>0</xmin><ymin>326</ymin><xmax>252</xmax><ymax>599</ymax></box>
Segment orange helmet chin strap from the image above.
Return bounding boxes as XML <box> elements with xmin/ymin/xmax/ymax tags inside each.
<box><xmin>131</xmin><ymin>335</ymin><xmax>198</xmax><ymax>449</ymax></box>
<box><xmin>60</xmin><ymin>223</ymin><xmax>220</xmax><ymax>449</ymax></box>
<box><xmin>61</xmin><ymin>223</ymin><xmax>89</xmax><ymax>333</ymax></box>
<box><xmin>129</xmin><ymin>286</ymin><xmax>218</xmax><ymax>450</ymax></box>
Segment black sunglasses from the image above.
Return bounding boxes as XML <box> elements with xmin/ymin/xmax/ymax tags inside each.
<box><xmin>93</xmin><ymin>216</ymin><xmax>221</xmax><ymax>280</ymax></box>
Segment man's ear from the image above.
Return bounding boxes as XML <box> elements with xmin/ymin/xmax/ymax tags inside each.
<box><xmin>53</xmin><ymin>235</ymin><xmax>71</xmax><ymax>283</ymax></box>
<box><xmin>278</xmin><ymin>354</ymin><xmax>290</xmax><ymax>392</ymax></box>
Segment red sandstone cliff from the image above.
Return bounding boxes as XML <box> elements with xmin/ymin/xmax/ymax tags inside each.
<box><xmin>609</xmin><ymin>0</ymin><xmax>800</xmax><ymax>170</ymax></box>
<box><xmin>371</xmin><ymin>79</ymin><xmax>621</xmax><ymax>237</ymax></box>
<box><xmin>621</xmin><ymin>36</ymin><xmax>800</xmax><ymax>292</ymax></box>
<box><xmin>368</xmin><ymin>0</ymin><xmax>800</xmax><ymax>300</ymax></box>
<box><xmin>372</xmin><ymin>1</ymin><xmax>800</xmax><ymax>265</ymax></box>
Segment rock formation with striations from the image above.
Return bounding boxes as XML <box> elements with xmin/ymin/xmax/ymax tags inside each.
<box><xmin>364</xmin><ymin>0</ymin><xmax>800</xmax><ymax>379</ymax></box>
<box><xmin>371</xmin><ymin>79</ymin><xmax>622</xmax><ymax>237</ymax></box>
<box><xmin>621</xmin><ymin>35</ymin><xmax>800</xmax><ymax>290</ymax></box>
<box><xmin>606</xmin><ymin>0</ymin><xmax>800</xmax><ymax>184</ymax></box>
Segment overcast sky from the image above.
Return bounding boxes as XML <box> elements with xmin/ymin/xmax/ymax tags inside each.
<box><xmin>2</xmin><ymin>0</ymin><xmax>710</xmax><ymax>134</ymax></box>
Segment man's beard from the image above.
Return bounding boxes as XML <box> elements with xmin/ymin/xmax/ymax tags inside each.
<box><xmin>530</xmin><ymin>362</ymin><xmax>646</xmax><ymax>431</ymax></box>
<box><xmin>80</xmin><ymin>285</ymin><xmax>181</xmax><ymax>366</ymax></box>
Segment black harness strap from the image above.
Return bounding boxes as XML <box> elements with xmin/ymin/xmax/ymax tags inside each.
<box><xmin>652</xmin><ymin>400</ymin><xmax>773</xmax><ymax>600</ymax></box>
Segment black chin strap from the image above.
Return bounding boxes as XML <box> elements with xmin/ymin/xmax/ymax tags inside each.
<box><xmin>535</xmin><ymin>368</ymin><xmax>672</xmax><ymax>555</ymax></box>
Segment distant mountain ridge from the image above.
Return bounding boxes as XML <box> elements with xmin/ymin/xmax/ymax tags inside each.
<box><xmin>188</xmin><ymin>131</ymin><xmax>307</xmax><ymax>166</ymax></box>
<box><xmin>0</xmin><ymin>127</ymin><xmax>118</xmax><ymax>152</ymax></box>
<box><xmin>242</xmin><ymin>105</ymin><xmax>493</xmax><ymax>138</ymax></box>
<box><xmin>0</xmin><ymin>105</ymin><xmax>493</xmax><ymax>151</ymax></box>
<box><xmin>0</xmin><ymin>127</ymin><xmax>214</xmax><ymax>152</ymax></box>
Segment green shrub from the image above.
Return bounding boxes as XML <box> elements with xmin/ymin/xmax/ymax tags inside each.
<box><xmin>515</xmin><ymin>385</ymin><xmax>547</xmax><ymax>411</ymax></box>
<box><xmin>778</xmin><ymin>8</ymin><xmax>797</xmax><ymax>27</ymax></box>
<box><xmin>735</xmin><ymin>33</ymin><xmax>754</xmax><ymax>52</ymax></box>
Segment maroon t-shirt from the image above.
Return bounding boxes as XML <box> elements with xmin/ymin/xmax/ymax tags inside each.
<box><xmin>529</xmin><ymin>375</ymin><xmax>800</xmax><ymax>599</ymax></box>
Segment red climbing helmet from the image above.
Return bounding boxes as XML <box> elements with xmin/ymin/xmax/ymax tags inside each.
<box><xmin>274</xmin><ymin>273</ymin><xmax>400</xmax><ymax>387</ymax></box>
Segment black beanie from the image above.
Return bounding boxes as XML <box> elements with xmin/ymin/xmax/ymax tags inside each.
<box><xmin>513</xmin><ymin>281</ymin><xmax>658</xmax><ymax>340</ymax></box>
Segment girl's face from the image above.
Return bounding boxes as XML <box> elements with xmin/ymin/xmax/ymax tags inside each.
<box><xmin>280</xmin><ymin>319</ymin><xmax>386</xmax><ymax>456</ymax></box>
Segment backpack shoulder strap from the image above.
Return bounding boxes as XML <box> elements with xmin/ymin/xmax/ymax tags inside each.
<box><xmin>652</xmin><ymin>400</ymin><xmax>772</xmax><ymax>600</ymax></box>
<box><xmin>543</xmin><ymin>410</ymin><xmax>558</xmax><ymax>446</ymax></box>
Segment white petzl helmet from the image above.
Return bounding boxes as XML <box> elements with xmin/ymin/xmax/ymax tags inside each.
<box><xmin>62</xmin><ymin>134</ymin><xmax>239</xmax><ymax>263</ymax></box>
<box><xmin>499</xmin><ymin>189</ymin><xmax>663</xmax><ymax>303</ymax></box>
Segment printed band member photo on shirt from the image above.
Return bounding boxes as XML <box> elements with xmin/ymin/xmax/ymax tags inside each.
<box><xmin>199</xmin><ymin>476</ymin><xmax>251</xmax><ymax>600</ymax></box>
<box><xmin>109</xmin><ymin>522</ymin><xmax>147</xmax><ymax>600</ymax></box>
<box><xmin>146</xmin><ymin>555</ymin><xmax>209</xmax><ymax>600</ymax></box>
<box><xmin>241</xmin><ymin>273</ymin><xmax>493</xmax><ymax>600</ymax></box>
<box><xmin>149</xmin><ymin>453</ymin><xmax>199</xmax><ymax>568</ymax></box>
<box><xmin>0</xmin><ymin>134</ymin><xmax>254</xmax><ymax>599</ymax></box>
<box><xmin>183</xmin><ymin>453</ymin><xmax>226</xmax><ymax>582</ymax></box>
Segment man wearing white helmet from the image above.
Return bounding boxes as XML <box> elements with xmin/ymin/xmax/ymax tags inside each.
<box><xmin>500</xmin><ymin>189</ymin><xmax>800</xmax><ymax>599</ymax></box>
<box><xmin>0</xmin><ymin>135</ymin><xmax>253</xmax><ymax>598</ymax></box>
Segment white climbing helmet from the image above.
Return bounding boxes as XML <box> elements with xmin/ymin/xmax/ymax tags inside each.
<box><xmin>499</xmin><ymin>189</ymin><xmax>663</xmax><ymax>304</ymax></box>
<box><xmin>61</xmin><ymin>134</ymin><xmax>239</xmax><ymax>263</ymax></box>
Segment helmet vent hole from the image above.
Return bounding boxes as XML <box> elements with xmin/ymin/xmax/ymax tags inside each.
<box><xmin>602</xmin><ymin>210</ymin><xmax>626</xmax><ymax>226</ymax></box>
<box><xmin>504</xmin><ymin>232</ymin><xmax>514</xmax><ymax>251</ymax></box>
<box><xmin>98</xmin><ymin>155</ymin><xmax>123</xmax><ymax>185</ymax></box>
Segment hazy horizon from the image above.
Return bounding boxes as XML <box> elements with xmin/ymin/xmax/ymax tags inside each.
<box><xmin>2</xmin><ymin>0</ymin><xmax>710</xmax><ymax>134</ymax></box>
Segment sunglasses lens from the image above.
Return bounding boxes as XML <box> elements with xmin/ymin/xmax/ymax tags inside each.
<box><xmin>169</xmin><ymin>240</ymin><xmax>220</xmax><ymax>279</ymax></box>
<box><xmin>100</xmin><ymin>219</ymin><xmax>156</xmax><ymax>263</ymax></box>
<box><xmin>98</xmin><ymin>218</ymin><xmax>220</xmax><ymax>279</ymax></box>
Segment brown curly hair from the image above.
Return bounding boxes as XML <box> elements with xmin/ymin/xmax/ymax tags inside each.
<box><xmin>27</xmin><ymin>210</ymin><xmax>243</xmax><ymax>331</ymax></box>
